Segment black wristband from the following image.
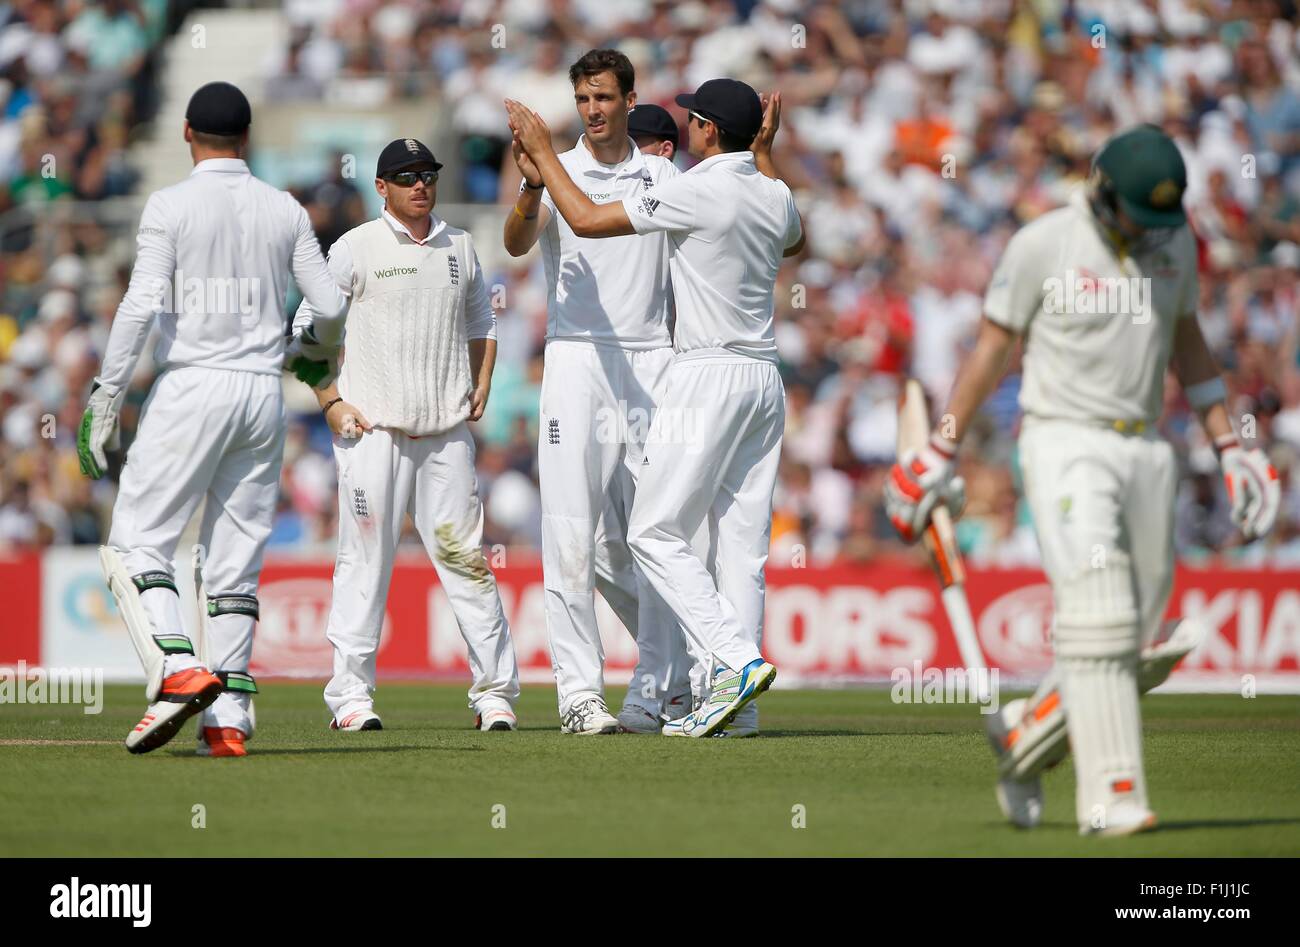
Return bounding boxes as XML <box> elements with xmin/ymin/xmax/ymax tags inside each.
<box><xmin>322</xmin><ymin>397</ymin><xmax>343</xmax><ymax>413</ymax></box>
<box><xmin>524</xmin><ymin>180</ymin><xmax>543</xmax><ymax>190</ymax></box>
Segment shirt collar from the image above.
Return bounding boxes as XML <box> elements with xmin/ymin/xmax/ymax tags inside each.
<box><xmin>687</xmin><ymin>151</ymin><xmax>755</xmax><ymax>174</ymax></box>
<box><xmin>191</xmin><ymin>158</ymin><xmax>249</xmax><ymax>175</ymax></box>
<box><xmin>573</xmin><ymin>135</ymin><xmax>647</xmax><ymax>178</ymax></box>
<box><xmin>381</xmin><ymin>207</ymin><xmax>445</xmax><ymax>245</ymax></box>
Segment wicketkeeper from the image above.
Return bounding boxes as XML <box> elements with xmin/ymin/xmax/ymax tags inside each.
<box><xmin>78</xmin><ymin>82</ymin><xmax>348</xmax><ymax>757</ymax></box>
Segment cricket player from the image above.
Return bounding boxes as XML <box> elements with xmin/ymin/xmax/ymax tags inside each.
<box><xmin>506</xmin><ymin>77</ymin><xmax>806</xmax><ymax>739</ymax></box>
<box><xmin>293</xmin><ymin>138</ymin><xmax>520</xmax><ymax>733</ymax></box>
<box><xmin>885</xmin><ymin>124</ymin><xmax>1280</xmax><ymax>835</ymax></box>
<box><xmin>627</xmin><ymin>103</ymin><xmax>679</xmax><ymax>161</ymax></box>
<box><xmin>502</xmin><ymin>49</ymin><xmax>691</xmax><ymax>735</ymax></box>
<box><xmin>76</xmin><ymin>82</ymin><xmax>349</xmax><ymax>757</ymax></box>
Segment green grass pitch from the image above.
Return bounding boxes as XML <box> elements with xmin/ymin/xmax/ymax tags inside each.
<box><xmin>1</xmin><ymin>684</ymin><xmax>1297</xmax><ymax>856</ymax></box>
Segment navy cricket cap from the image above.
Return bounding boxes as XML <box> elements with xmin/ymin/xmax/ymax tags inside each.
<box><xmin>628</xmin><ymin>104</ymin><xmax>679</xmax><ymax>149</ymax></box>
<box><xmin>376</xmin><ymin>138</ymin><xmax>443</xmax><ymax>178</ymax></box>
<box><xmin>675</xmin><ymin>78</ymin><xmax>762</xmax><ymax>143</ymax></box>
<box><xmin>185</xmin><ymin>82</ymin><xmax>252</xmax><ymax>136</ymax></box>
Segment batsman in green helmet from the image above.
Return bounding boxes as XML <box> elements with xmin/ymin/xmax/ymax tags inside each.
<box><xmin>885</xmin><ymin>124</ymin><xmax>1281</xmax><ymax>836</ymax></box>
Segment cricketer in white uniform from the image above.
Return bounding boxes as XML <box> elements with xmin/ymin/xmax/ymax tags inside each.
<box><xmin>293</xmin><ymin>138</ymin><xmax>520</xmax><ymax>733</ymax></box>
<box><xmin>503</xmin><ymin>49</ymin><xmax>691</xmax><ymax>735</ymax></box>
<box><xmin>886</xmin><ymin>125</ymin><xmax>1280</xmax><ymax>835</ymax></box>
<box><xmin>77</xmin><ymin>83</ymin><xmax>349</xmax><ymax>757</ymax></box>
<box><xmin>506</xmin><ymin>78</ymin><xmax>805</xmax><ymax>739</ymax></box>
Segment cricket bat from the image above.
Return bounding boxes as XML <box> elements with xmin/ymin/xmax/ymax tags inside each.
<box><xmin>896</xmin><ymin>379</ymin><xmax>989</xmax><ymax>696</ymax></box>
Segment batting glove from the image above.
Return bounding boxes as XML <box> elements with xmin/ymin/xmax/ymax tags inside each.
<box><xmin>284</xmin><ymin>325</ymin><xmax>338</xmax><ymax>390</ymax></box>
<box><xmin>77</xmin><ymin>382</ymin><xmax>126</xmax><ymax>480</ymax></box>
<box><xmin>1217</xmin><ymin>434</ymin><xmax>1280</xmax><ymax>542</ymax></box>
<box><xmin>885</xmin><ymin>433</ymin><xmax>966</xmax><ymax>543</ymax></box>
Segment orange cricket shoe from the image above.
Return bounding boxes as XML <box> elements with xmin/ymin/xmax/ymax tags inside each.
<box><xmin>125</xmin><ymin>667</ymin><xmax>224</xmax><ymax>755</ymax></box>
<box><xmin>196</xmin><ymin>727</ymin><xmax>248</xmax><ymax>757</ymax></box>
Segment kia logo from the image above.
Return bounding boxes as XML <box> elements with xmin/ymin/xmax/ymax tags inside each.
<box><xmin>253</xmin><ymin>578</ymin><xmax>391</xmax><ymax>675</ymax></box>
<box><xmin>977</xmin><ymin>584</ymin><xmax>1054</xmax><ymax>671</ymax></box>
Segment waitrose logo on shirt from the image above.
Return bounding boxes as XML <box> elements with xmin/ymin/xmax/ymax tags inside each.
<box><xmin>374</xmin><ymin>266</ymin><xmax>419</xmax><ymax>279</ymax></box>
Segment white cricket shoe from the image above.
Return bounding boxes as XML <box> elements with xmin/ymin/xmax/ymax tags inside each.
<box><xmin>717</xmin><ymin>702</ymin><xmax>759</xmax><ymax>738</ymax></box>
<box><xmin>330</xmin><ymin>709</ymin><xmax>383</xmax><ymax>731</ymax></box>
<box><xmin>668</xmin><ymin>660</ymin><xmax>776</xmax><ymax>739</ymax></box>
<box><xmin>617</xmin><ymin>703</ymin><xmax>662</xmax><ymax>734</ymax></box>
<box><xmin>986</xmin><ymin>698</ymin><xmax>1043</xmax><ymax>828</ymax></box>
<box><xmin>1082</xmin><ymin>801</ymin><xmax>1158</xmax><ymax>838</ymax></box>
<box><xmin>560</xmin><ymin>696</ymin><xmax>619</xmax><ymax>735</ymax></box>
<box><xmin>477</xmin><ymin>707</ymin><xmax>517</xmax><ymax>732</ymax></box>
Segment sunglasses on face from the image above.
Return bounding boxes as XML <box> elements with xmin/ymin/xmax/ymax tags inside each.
<box><xmin>386</xmin><ymin>170</ymin><xmax>438</xmax><ymax>187</ymax></box>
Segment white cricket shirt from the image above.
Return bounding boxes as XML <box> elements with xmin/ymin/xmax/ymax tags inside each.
<box><xmin>622</xmin><ymin>151</ymin><xmax>802</xmax><ymax>363</ymax></box>
<box><xmin>984</xmin><ymin>188</ymin><xmax>1198</xmax><ymax>425</ymax></box>
<box><xmin>538</xmin><ymin>136</ymin><xmax>678</xmax><ymax>349</ymax></box>
<box><xmin>96</xmin><ymin>158</ymin><xmax>347</xmax><ymax>393</ymax></box>
<box><xmin>294</xmin><ymin>210</ymin><xmax>497</xmax><ymax>435</ymax></box>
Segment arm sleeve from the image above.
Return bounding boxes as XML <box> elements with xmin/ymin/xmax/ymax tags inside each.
<box><xmin>463</xmin><ymin>247</ymin><xmax>498</xmax><ymax>341</ymax></box>
<box><xmin>783</xmin><ymin>186</ymin><xmax>803</xmax><ymax>249</ymax></box>
<box><xmin>1175</xmin><ymin>229</ymin><xmax>1200</xmax><ymax>319</ymax></box>
<box><xmin>289</xmin><ymin>202</ymin><xmax>349</xmax><ymax>343</ymax></box>
<box><xmin>622</xmin><ymin>173</ymin><xmax>700</xmax><ymax>235</ymax></box>
<box><xmin>95</xmin><ymin>192</ymin><xmax>176</xmax><ymax>393</ymax></box>
<box><xmin>982</xmin><ymin>227</ymin><xmax>1042</xmax><ymax>333</ymax></box>
<box><xmin>293</xmin><ymin>237</ymin><xmax>354</xmax><ymax>338</ymax></box>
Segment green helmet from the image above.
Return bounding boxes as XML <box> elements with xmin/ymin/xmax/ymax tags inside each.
<box><xmin>1090</xmin><ymin>124</ymin><xmax>1187</xmax><ymax>229</ymax></box>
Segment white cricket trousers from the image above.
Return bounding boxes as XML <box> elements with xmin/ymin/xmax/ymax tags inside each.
<box><xmin>323</xmin><ymin>422</ymin><xmax>518</xmax><ymax>719</ymax></box>
<box><xmin>108</xmin><ymin>366</ymin><xmax>283</xmax><ymax>732</ymax></box>
<box><xmin>539</xmin><ymin>340</ymin><xmax>689</xmax><ymax>716</ymax></box>
<box><xmin>628</xmin><ymin>352</ymin><xmax>785</xmax><ymax>676</ymax></box>
<box><xmin>1019</xmin><ymin>417</ymin><xmax>1177</xmax><ymax>829</ymax></box>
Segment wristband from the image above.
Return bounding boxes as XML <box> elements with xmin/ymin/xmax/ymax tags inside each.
<box><xmin>1213</xmin><ymin>432</ymin><xmax>1239</xmax><ymax>456</ymax></box>
<box><xmin>513</xmin><ymin>204</ymin><xmax>538</xmax><ymax>221</ymax></box>
<box><xmin>322</xmin><ymin>397</ymin><xmax>343</xmax><ymax>414</ymax></box>
<box><xmin>524</xmin><ymin>180</ymin><xmax>544</xmax><ymax>190</ymax></box>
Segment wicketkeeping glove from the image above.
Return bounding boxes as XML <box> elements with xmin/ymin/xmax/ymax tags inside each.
<box><xmin>1218</xmin><ymin>435</ymin><xmax>1280</xmax><ymax>542</ymax></box>
<box><xmin>77</xmin><ymin>382</ymin><xmax>126</xmax><ymax>480</ymax></box>
<box><xmin>284</xmin><ymin>325</ymin><xmax>338</xmax><ymax>390</ymax></box>
<box><xmin>885</xmin><ymin>433</ymin><xmax>966</xmax><ymax>543</ymax></box>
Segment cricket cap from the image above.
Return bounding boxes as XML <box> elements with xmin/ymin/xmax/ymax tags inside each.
<box><xmin>376</xmin><ymin>138</ymin><xmax>443</xmax><ymax>178</ymax></box>
<box><xmin>185</xmin><ymin>82</ymin><xmax>252</xmax><ymax>136</ymax></box>
<box><xmin>675</xmin><ymin>78</ymin><xmax>763</xmax><ymax>144</ymax></box>
<box><xmin>628</xmin><ymin>104</ymin><xmax>679</xmax><ymax>149</ymax></box>
<box><xmin>1092</xmin><ymin>124</ymin><xmax>1187</xmax><ymax>229</ymax></box>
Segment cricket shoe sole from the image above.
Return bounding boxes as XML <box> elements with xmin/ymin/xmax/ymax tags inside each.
<box><xmin>196</xmin><ymin>727</ymin><xmax>247</xmax><ymax>757</ymax></box>
<box><xmin>331</xmin><ymin>710</ymin><xmax>383</xmax><ymax>731</ymax></box>
<box><xmin>125</xmin><ymin>667</ymin><xmax>224</xmax><ymax>755</ymax></box>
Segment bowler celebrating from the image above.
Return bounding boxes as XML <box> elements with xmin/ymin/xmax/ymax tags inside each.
<box><xmin>885</xmin><ymin>125</ymin><xmax>1280</xmax><ymax>835</ymax></box>
<box><xmin>294</xmin><ymin>139</ymin><xmax>520</xmax><ymax>733</ymax></box>
<box><xmin>77</xmin><ymin>82</ymin><xmax>348</xmax><ymax>757</ymax></box>
<box><xmin>506</xmin><ymin>78</ymin><xmax>805</xmax><ymax>739</ymax></box>
<box><xmin>502</xmin><ymin>49</ymin><xmax>689</xmax><ymax>735</ymax></box>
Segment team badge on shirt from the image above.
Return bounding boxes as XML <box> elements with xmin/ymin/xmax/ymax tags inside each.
<box><xmin>548</xmin><ymin>418</ymin><xmax>560</xmax><ymax>445</ymax></box>
<box><xmin>447</xmin><ymin>254</ymin><xmax>460</xmax><ymax>285</ymax></box>
<box><xmin>353</xmin><ymin>488</ymin><xmax>369</xmax><ymax>518</ymax></box>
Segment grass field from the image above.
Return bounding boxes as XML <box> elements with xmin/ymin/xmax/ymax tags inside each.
<box><xmin>1</xmin><ymin>683</ymin><xmax>1297</xmax><ymax>856</ymax></box>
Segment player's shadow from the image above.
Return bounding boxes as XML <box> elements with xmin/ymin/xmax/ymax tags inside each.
<box><xmin>1152</xmin><ymin>817</ymin><xmax>1300</xmax><ymax>832</ymax></box>
<box><xmin>165</xmin><ymin>744</ymin><xmax>484</xmax><ymax>757</ymax></box>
